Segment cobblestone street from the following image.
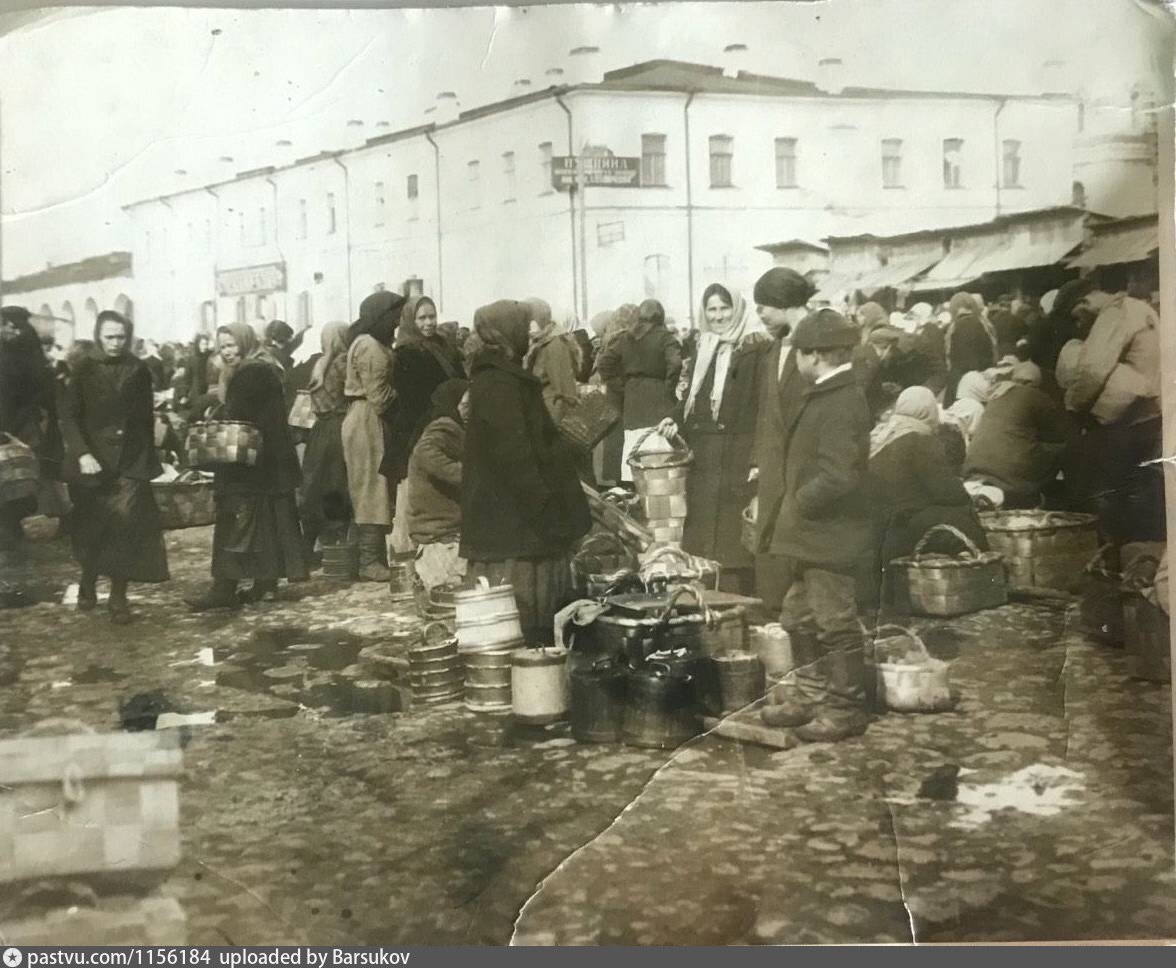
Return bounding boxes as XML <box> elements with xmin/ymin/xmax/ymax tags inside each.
<box><xmin>1</xmin><ymin>528</ymin><xmax>1172</xmax><ymax>944</ymax></box>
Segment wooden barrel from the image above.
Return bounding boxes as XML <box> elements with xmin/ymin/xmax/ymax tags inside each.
<box><xmin>455</xmin><ymin>579</ymin><xmax>524</xmax><ymax>653</ymax></box>
<box><xmin>388</xmin><ymin>552</ymin><xmax>416</xmax><ymax>603</ymax></box>
<box><xmin>979</xmin><ymin>511</ymin><xmax>1099</xmax><ymax>593</ymax></box>
<box><xmin>321</xmin><ymin>543</ymin><xmax>359</xmax><ymax>580</ymax></box>
<box><xmin>462</xmin><ymin>648</ymin><xmax>515</xmax><ymax>712</ymax></box>
<box><xmin>714</xmin><ymin>651</ymin><xmax>766</xmax><ymax>713</ymax></box>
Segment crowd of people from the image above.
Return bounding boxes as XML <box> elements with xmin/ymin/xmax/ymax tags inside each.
<box><xmin>0</xmin><ymin>263</ymin><xmax>1164</xmax><ymax>741</ymax></box>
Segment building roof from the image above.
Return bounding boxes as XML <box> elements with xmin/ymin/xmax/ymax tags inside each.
<box><xmin>125</xmin><ymin>58</ymin><xmax>1077</xmax><ymax>212</ymax></box>
<box><xmin>824</xmin><ymin>206</ymin><xmax>1092</xmax><ymax>247</ymax></box>
<box><xmin>3</xmin><ymin>252</ymin><xmax>132</xmax><ymax>295</ymax></box>
<box><xmin>754</xmin><ymin>238</ymin><xmax>829</xmax><ymax>255</ymax></box>
<box><xmin>1068</xmin><ymin>214</ymin><xmax>1159</xmax><ymax>269</ymax></box>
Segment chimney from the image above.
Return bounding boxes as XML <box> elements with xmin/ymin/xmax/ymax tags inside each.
<box><xmin>1041</xmin><ymin>58</ymin><xmax>1071</xmax><ymax>96</ymax></box>
<box><xmin>722</xmin><ymin>43</ymin><xmax>749</xmax><ymax>79</ymax></box>
<box><xmin>434</xmin><ymin>91</ymin><xmax>461</xmax><ymax>125</ymax></box>
<box><xmin>511</xmin><ymin>77</ymin><xmax>533</xmax><ymax>97</ymax></box>
<box><xmin>272</xmin><ymin>138</ymin><xmax>295</xmax><ymax>166</ymax></box>
<box><xmin>341</xmin><ymin>118</ymin><xmax>367</xmax><ymax>149</ymax></box>
<box><xmin>566</xmin><ymin>45</ymin><xmax>602</xmax><ymax>85</ymax></box>
<box><xmin>544</xmin><ymin>67</ymin><xmax>565</xmax><ymax>85</ymax></box>
<box><xmin>816</xmin><ymin>56</ymin><xmax>845</xmax><ymax>96</ymax></box>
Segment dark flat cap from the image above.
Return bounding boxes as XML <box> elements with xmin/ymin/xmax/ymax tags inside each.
<box><xmin>753</xmin><ymin>267</ymin><xmax>813</xmax><ymax>310</ymax></box>
<box><xmin>793</xmin><ymin>308</ymin><xmax>858</xmax><ymax>351</ymax></box>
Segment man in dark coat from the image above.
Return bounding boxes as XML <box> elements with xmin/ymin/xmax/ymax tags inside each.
<box><xmin>60</xmin><ymin>310</ymin><xmax>169</xmax><ymax>623</ymax></box>
<box><xmin>750</xmin><ymin>267</ymin><xmax>814</xmax><ymax>612</ymax></box>
<box><xmin>760</xmin><ymin>309</ymin><xmax>874</xmax><ymax>743</ymax></box>
<box><xmin>461</xmin><ymin>300</ymin><xmax>591</xmax><ymax>644</ymax></box>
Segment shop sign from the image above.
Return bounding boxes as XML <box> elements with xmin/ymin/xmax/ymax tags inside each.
<box><xmin>552</xmin><ymin>156</ymin><xmax>641</xmax><ymax>191</ymax></box>
<box><xmin>216</xmin><ymin>262</ymin><xmax>287</xmax><ymax>297</ymax></box>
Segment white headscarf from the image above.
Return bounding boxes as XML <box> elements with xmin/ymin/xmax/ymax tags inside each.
<box><xmin>684</xmin><ymin>284</ymin><xmax>763</xmax><ymax>421</ymax></box>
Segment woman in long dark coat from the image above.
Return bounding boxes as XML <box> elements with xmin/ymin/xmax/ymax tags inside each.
<box><xmin>60</xmin><ymin>310</ymin><xmax>168</xmax><ymax>623</ymax></box>
<box><xmin>661</xmin><ymin>287</ymin><xmax>765</xmax><ymax>593</ymax></box>
<box><xmin>0</xmin><ymin>306</ymin><xmax>63</xmax><ymax>565</ymax></box>
<box><xmin>188</xmin><ymin>323</ymin><xmax>308</xmax><ymax>610</ymax></box>
<box><xmin>944</xmin><ymin>292</ymin><xmax>996</xmax><ymax>405</ymax></box>
<box><xmin>461</xmin><ymin>300</ymin><xmax>591</xmax><ymax>645</ymax></box>
<box><xmin>382</xmin><ymin>296</ymin><xmax>465</xmax><ymax>548</ymax></box>
<box><xmin>299</xmin><ymin>322</ymin><xmax>352</xmax><ymax>562</ymax></box>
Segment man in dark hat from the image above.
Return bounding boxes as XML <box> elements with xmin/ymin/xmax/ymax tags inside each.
<box><xmin>759</xmin><ymin>308</ymin><xmax>874</xmax><ymax>743</ymax></box>
<box><xmin>750</xmin><ymin>267</ymin><xmax>813</xmax><ymax>612</ymax></box>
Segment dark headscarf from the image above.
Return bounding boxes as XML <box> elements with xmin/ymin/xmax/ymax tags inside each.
<box><xmin>216</xmin><ymin>322</ymin><xmax>280</xmax><ymax>397</ymax></box>
<box><xmin>397</xmin><ymin>294</ymin><xmax>461</xmax><ymax>379</ymax></box>
<box><xmin>473</xmin><ymin>300</ymin><xmax>531</xmax><ymax>362</ymax></box>
<box><xmin>350</xmin><ymin>291</ymin><xmax>405</xmax><ymax>346</ymax></box>
<box><xmin>93</xmin><ymin>309</ymin><xmax>135</xmax><ymax>359</ymax></box>
<box><xmin>427</xmin><ymin>378</ymin><xmax>469</xmax><ymax>425</ymax></box>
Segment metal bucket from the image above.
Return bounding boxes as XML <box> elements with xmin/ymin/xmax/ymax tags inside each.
<box><xmin>321</xmin><ymin>543</ymin><xmax>358</xmax><ymax>580</ymax></box>
<box><xmin>714</xmin><ymin>651</ymin><xmax>766</xmax><ymax>713</ymax></box>
<box><xmin>462</xmin><ymin>648</ymin><xmax>515</xmax><ymax>710</ymax></box>
<box><xmin>388</xmin><ymin>552</ymin><xmax>417</xmax><ymax>603</ymax></box>
<box><xmin>512</xmin><ymin>647</ymin><xmax>570</xmax><ymax>725</ymax></box>
<box><xmin>570</xmin><ymin>660</ymin><xmax>627</xmax><ymax>744</ymax></box>
<box><xmin>464</xmin><ymin>683</ymin><xmax>513</xmax><ymax>712</ymax></box>
<box><xmin>621</xmin><ymin>662</ymin><xmax>701</xmax><ymax>750</ymax></box>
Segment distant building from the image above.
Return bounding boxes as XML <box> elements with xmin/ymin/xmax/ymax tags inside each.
<box><xmin>1</xmin><ymin>251</ymin><xmax>134</xmax><ymax>347</ymax></box>
<box><xmin>121</xmin><ymin>58</ymin><xmax>1156</xmax><ymax>340</ymax></box>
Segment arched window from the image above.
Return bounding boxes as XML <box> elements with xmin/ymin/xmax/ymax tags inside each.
<box><xmin>83</xmin><ymin>298</ymin><xmax>99</xmax><ymax>332</ymax></box>
<box><xmin>114</xmin><ymin>294</ymin><xmax>133</xmax><ymax>320</ymax></box>
<box><xmin>60</xmin><ymin>301</ymin><xmax>75</xmax><ymax>325</ymax></box>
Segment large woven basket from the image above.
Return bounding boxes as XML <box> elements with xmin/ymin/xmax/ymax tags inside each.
<box><xmin>979</xmin><ymin>510</ymin><xmax>1099</xmax><ymax>593</ymax></box>
<box><xmin>560</xmin><ymin>384</ymin><xmax>620</xmax><ymax>451</ymax></box>
<box><xmin>0</xmin><ymin>432</ymin><xmax>39</xmax><ymax>503</ymax></box>
<box><xmin>287</xmin><ymin>389</ymin><xmax>317</xmax><ymax>430</ymax></box>
<box><xmin>185</xmin><ymin>419</ymin><xmax>263</xmax><ymax>470</ymax></box>
<box><xmin>151</xmin><ymin>474</ymin><xmax>215</xmax><ymax>529</ymax></box>
<box><xmin>890</xmin><ymin>524</ymin><xmax>1007</xmax><ymax>617</ymax></box>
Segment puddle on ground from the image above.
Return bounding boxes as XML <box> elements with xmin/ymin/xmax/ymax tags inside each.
<box><xmin>73</xmin><ymin>664</ymin><xmax>127</xmax><ymax>684</ymax></box>
<box><xmin>952</xmin><ymin>764</ymin><xmax>1086</xmax><ymax>829</ymax></box>
<box><xmin>209</xmin><ymin>625</ymin><xmax>408</xmax><ymax>718</ymax></box>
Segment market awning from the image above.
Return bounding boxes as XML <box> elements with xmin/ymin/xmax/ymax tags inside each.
<box><xmin>851</xmin><ymin>254</ymin><xmax>942</xmax><ymax>293</ymax></box>
<box><xmin>910</xmin><ymin>234</ymin><xmax>1007</xmax><ymax>291</ymax></box>
<box><xmin>911</xmin><ymin>219</ymin><xmax>1084</xmax><ymax>291</ymax></box>
<box><xmin>1068</xmin><ymin>221</ymin><xmax>1159</xmax><ymax>268</ymax></box>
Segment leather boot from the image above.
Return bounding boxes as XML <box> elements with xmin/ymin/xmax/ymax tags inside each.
<box><xmin>77</xmin><ymin>571</ymin><xmax>98</xmax><ymax>612</ymax></box>
<box><xmin>239</xmin><ymin>579</ymin><xmax>278</xmax><ymax>604</ymax></box>
<box><xmin>761</xmin><ymin>683</ymin><xmax>814</xmax><ymax>727</ymax></box>
<box><xmin>108</xmin><ymin>578</ymin><xmax>133</xmax><ymax>625</ymax></box>
<box><xmin>794</xmin><ymin>645</ymin><xmax>870</xmax><ymax>744</ymax></box>
<box><xmin>357</xmin><ymin>525</ymin><xmax>392</xmax><ymax>582</ymax></box>
<box><xmin>186</xmin><ymin>578</ymin><xmax>241</xmax><ymax>612</ymax></box>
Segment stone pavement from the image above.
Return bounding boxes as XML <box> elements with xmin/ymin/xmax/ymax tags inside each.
<box><xmin>0</xmin><ymin>528</ymin><xmax>1172</xmax><ymax>944</ymax></box>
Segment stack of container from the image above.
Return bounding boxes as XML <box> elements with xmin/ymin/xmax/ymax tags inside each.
<box><xmin>408</xmin><ymin>622</ymin><xmax>464</xmax><ymax>705</ymax></box>
<box><xmin>454</xmin><ymin>578</ymin><xmax>525</xmax><ymax>712</ymax></box>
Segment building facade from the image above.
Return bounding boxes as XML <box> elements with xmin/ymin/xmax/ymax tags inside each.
<box><xmin>121</xmin><ymin>59</ymin><xmax>1155</xmax><ymax>341</ymax></box>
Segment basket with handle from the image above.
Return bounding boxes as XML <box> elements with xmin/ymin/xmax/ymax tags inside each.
<box><xmin>889</xmin><ymin>524</ymin><xmax>1007</xmax><ymax>616</ymax></box>
<box><xmin>573</xmin><ymin>532</ymin><xmax>638</xmax><ymax>598</ymax></box>
<box><xmin>185</xmin><ymin>419</ymin><xmax>263</xmax><ymax>470</ymax></box>
<box><xmin>559</xmin><ymin>384</ymin><xmax>620</xmax><ymax>451</ymax></box>
<box><xmin>872</xmin><ymin>624</ymin><xmax>953</xmax><ymax>713</ymax></box>
<box><xmin>639</xmin><ymin>544</ymin><xmax>720</xmax><ymax>594</ymax></box>
<box><xmin>0</xmin><ymin>432</ymin><xmax>39</xmax><ymax>503</ymax></box>
<box><xmin>628</xmin><ymin>429</ymin><xmax>692</xmax><ymax>544</ymax></box>
<box><xmin>151</xmin><ymin>471</ymin><xmax>215</xmax><ymax>530</ymax></box>
<box><xmin>287</xmin><ymin>389</ymin><xmax>318</xmax><ymax>430</ymax></box>
<box><xmin>979</xmin><ymin>510</ymin><xmax>1099</xmax><ymax>593</ymax></box>
<box><xmin>1078</xmin><ymin>544</ymin><xmax>1124</xmax><ymax>645</ymax></box>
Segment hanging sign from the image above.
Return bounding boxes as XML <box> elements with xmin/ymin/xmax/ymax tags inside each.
<box><xmin>552</xmin><ymin>156</ymin><xmax>641</xmax><ymax>191</ymax></box>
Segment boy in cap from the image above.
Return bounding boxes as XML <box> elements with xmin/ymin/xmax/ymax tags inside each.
<box><xmin>762</xmin><ymin>308</ymin><xmax>874</xmax><ymax>743</ymax></box>
<box><xmin>750</xmin><ymin>267</ymin><xmax>814</xmax><ymax>612</ymax></box>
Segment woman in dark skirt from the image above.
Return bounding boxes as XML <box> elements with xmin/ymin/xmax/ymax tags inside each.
<box><xmin>60</xmin><ymin>310</ymin><xmax>168</xmax><ymax>623</ymax></box>
<box><xmin>382</xmin><ymin>295</ymin><xmax>465</xmax><ymax>550</ymax></box>
<box><xmin>461</xmin><ymin>300</ymin><xmax>591</xmax><ymax>644</ymax></box>
<box><xmin>299</xmin><ymin>322</ymin><xmax>351</xmax><ymax>560</ymax></box>
<box><xmin>660</xmin><ymin>286</ymin><xmax>766</xmax><ymax>595</ymax></box>
<box><xmin>188</xmin><ymin>323</ymin><xmax>308</xmax><ymax>611</ymax></box>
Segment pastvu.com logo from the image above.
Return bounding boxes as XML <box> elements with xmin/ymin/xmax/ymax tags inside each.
<box><xmin>3</xmin><ymin>948</ymin><xmax>23</xmax><ymax>967</ymax></box>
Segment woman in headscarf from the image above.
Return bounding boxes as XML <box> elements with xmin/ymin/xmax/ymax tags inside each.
<box><xmin>298</xmin><ymin>322</ymin><xmax>352</xmax><ymax>563</ymax></box>
<box><xmin>342</xmin><ymin>291</ymin><xmax>404</xmax><ymax>581</ymax></box>
<box><xmin>60</xmin><ymin>310</ymin><xmax>168</xmax><ymax>622</ymax></box>
<box><xmin>660</xmin><ymin>284</ymin><xmax>767</xmax><ymax>592</ymax></box>
<box><xmin>941</xmin><ymin>369</ymin><xmax>992</xmax><ymax>444</ymax></box>
<box><xmin>595</xmin><ymin>300</ymin><xmax>682</xmax><ymax>484</ymax></box>
<box><xmin>963</xmin><ymin>361</ymin><xmax>1073</xmax><ymax>509</ymax></box>
<box><xmin>383</xmin><ymin>295</ymin><xmax>465</xmax><ymax>554</ymax></box>
<box><xmin>0</xmin><ymin>306</ymin><xmax>63</xmax><ymax>565</ymax></box>
<box><xmin>868</xmin><ymin>386</ymin><xmax>985</xmax><ymax>581</ymax></box>
<box><xmin>461</xmin><ymin>300</ymin><xmax>591</xmax><ymax>644</ymax></box>
<box><xmin>187</xmin><ymin>322</ymin><xmax>307</xmax><ymax>610</ymax></box>
<box><xmin>944</xmin><ymin>292</ymin><xmax>997</xmax><ymax>406</ymax></box>
<box><xmin>523</xmin><ymin>297</ymin><xmax>580</xmax><ymax>425</ymax></box>
<box><xmin>405</xmin><ymin>378</ymin><xmax>470</xmax><ymax>592</ymax></box>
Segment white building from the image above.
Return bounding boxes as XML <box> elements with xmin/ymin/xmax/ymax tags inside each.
<box><xmin>122</xmin><ymin>58</ymin><xmax>1156</xmax><ymax>341</ymax></box>
<box><xmin>0</xmin><ymin>252</ymin><xmax>134</xmax><ymax>347</ymax></box>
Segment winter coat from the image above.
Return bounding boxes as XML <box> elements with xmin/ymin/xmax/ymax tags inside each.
<box><xmin>752</xmin><ymin>340</ymin><xmax>808</xmax><ymax>554</ymax></box>
<box><xmin>768</xmin><ymin>368</ymin><xmax>874</xmax><ymax>567</ymax></box>
<box><xmin>678</xmin><ymin>338</ymin><xmax>764</xmax><ymax>568</ymax></box>
<box><xmin>595</xmin><ymin>322</ymin><xmax>682</xmax><ymax>429</ymax></box>
<box><xmin>61</xmin><ymin>355</ymin><xmax>160</xmax><ymax>484</ymax></box>
<box><xmin>215</xmin><ymin>359</ymin><xmax>301</xmax><ymax>496</ymax></box>
<box><xmin>0</xmin><ymin>346</ymin><xmax>61</xmax><ymax>474</ymax></box>
<box><xmin>343</xmin><ymin>334</ymin><xmax>395</xmax><ymax>526</ymax></box>
<box><xmin>964</xmin><ymin>384</ymin><xmax>1073</xmax><ymax>500</ymax></box>
<box><xmin>460</xmin><ymin>354</ymin><xmax>590</xmax><ymax>561</ymax></box>
<box><xmin>382</xmin><ymin>342</ymin><xmax>465</xmax><ymax>484</ymax></box>
<box><xmin>406</xmin><ymin>415</ymin><xmax>464</xmax><ymax>545</ymax></box>
<box><xmin>527</xmin><ymin>334</ymin><xmax>580</xmax><ymax>425</ymax></box>
<box><xmin>1064</xmin><ymin>295</ymin><xmax>1160</xmax><ymax>427</ymax></box>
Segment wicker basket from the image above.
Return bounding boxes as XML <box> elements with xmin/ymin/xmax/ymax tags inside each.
<box><xmin>0</xmin><ymin>724</ymin><xmax>182</xmax><ymax>887</ymax></box>
<box><xmin>889</xmin><ymin>524</ymin><xmax>1007</xmax><ymax>617</ymax></box>
<box><xmin>560</xmin><ymin>384</ymin><xmax>620</xmax><ymax>451</ymax></box>
<box><xmin>0</xmin><ymin>432</ymin><xmax>39</xmax><ymax>503</ymax></box>
<box><xmin>639</xmin><ymin>545</ymin><xmax>720</xmax><ymax>595</ymax></box>
<box><xmin>1078</xmin><ymin>544</ymin><xmax>1124</xmax><ymax>645</ymax></box>
<box><xmin>979</xmin><ymin>510</ymin><xmax>1099</xmax><ymax>593</ymax></box>
<box><xmin>185</xmin><ymin>419</ymin><xmax>263</xmax><ymax>470</ymax></box>
<box><xmin>873</xmin><ymin>624</ymin><xmax>953</xmax><ymax>713</ymax></box>
<box><xmin>628</xmin><ymin>429</ymin><xmax>692</xmax><ymax>541</ymax></box>
<box><xmin>573</xmin><ymin>532</ymin><xmax>638</xmax><ymax>598</ymax></box>
<box><xmin>287</xmin><ymin>389</ymin><xmax>318</xmax><ymax>430</ymax></box>
<box><xmin>151</xmin><ymin>475</ymin><xmax>215</xmax><ymax>530</ymax></box>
